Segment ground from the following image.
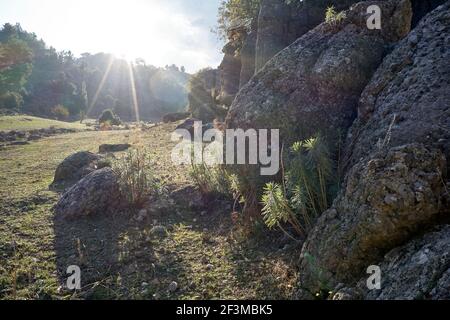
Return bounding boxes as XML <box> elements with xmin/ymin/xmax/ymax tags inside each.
<box><xmin>0</xmin><ymin>117</ymin><xmax>300</xmax><ymax>300</ymax></box>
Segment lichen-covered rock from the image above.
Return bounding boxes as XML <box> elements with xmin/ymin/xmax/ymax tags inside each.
<box><xmin>299</xmin><ymin>144</ymin><xmax>446</xmax><ymax>292</ymax></box>
<box><xmin>228</xmin><ymin>0</ymin><xmax>412</xmax><ymax>146</ymax></box>
<box><xmin>225</xmin><ymin>0</ymin><xmax>412</xmax><ymax>216</ymax></box>
<box><xmin>50</xmin><ymin>151</ymin><xmax>102</xmax><ymax>189</ymax></box>
<box><xmin>345</xmin><ymin>1</ymin><xmax>450</xmax><ymax>174</ymax></box>
<box><xmin>342</xmin><ymin>225</ymin><xmax>450</xmax><ymax>300</ymax></box>
<box><xmin>54</xmin><ymin>168</ymin><xmax>122</xmax><ymax>219</ymax></box>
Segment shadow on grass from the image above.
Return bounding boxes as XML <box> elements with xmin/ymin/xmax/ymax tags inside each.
<box><xmin>52</xmin><ymin>210</ymin><xmax>158</xmax><ymax>299</ymax></box>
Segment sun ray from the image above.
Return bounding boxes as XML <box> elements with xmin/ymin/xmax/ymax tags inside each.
<box><xmin>86</xmin><ymin>55</ymin><xmax>114</xmax><ymax>117</ymax></box>
<box><xmin>127</xmin><ymin>61</ymin><xmax>140</xmax><ymax>123</ymax></box>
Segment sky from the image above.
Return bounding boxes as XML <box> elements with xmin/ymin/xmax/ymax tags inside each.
<box><xmin>0</xmin><ymin>0</ymin><xmax>225</xmax><ymax>73</ymax></box>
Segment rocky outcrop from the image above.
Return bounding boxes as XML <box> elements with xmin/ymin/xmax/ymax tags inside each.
<box><xmin>345</xmin><ymin>0</ymin><xmax>450</xmax><ymax>173</ymax></box>
<box><xmin>218</xmin><ymin>26</ymin><xmax>246</xmax><ymax>106</ymax></box>
<box><xmin>298</xmin><ymin>2</ymin><xmax>450</xmax><ymax>297</ymax></box>
<box><xmin>50</xmin><ymin>151</ymin><xmax>102</xmax><ymax>189</ymax></box>
<box><xmin>228</xmin><ymin>1</ymin><xmax>412</xmax><ymax>144</ymax></box>
<box><xmin>54</xmin><ymin>168</ymin><xmax>122</xmax><ymax>219</ymax></box>
<box><xmin>225</xmin><ymin>1</ymin><xmax>412</xmax><ymax>218</ymax></box>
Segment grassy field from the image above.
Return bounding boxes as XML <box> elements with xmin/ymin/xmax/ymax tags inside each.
<box><xmin>0</xmin><ymin>115</ymin><xmax>88</xmax><ymax>132</ymax></box>
<box><xmin>0</xmin><ymin>121</ymin><xmax>299</xmax><ymax>300</ymax></box>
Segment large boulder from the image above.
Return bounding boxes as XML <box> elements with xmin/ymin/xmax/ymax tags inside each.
<box><xmin>228</xmin><ymin>0</ymin><xmax>412</xmax><ymax>145</ymax></box>
<box><xmin>345</xmin><ymin>0</ymin><xmax>450</xmax><ymax>173</ymax></box>
<box><xmin>53</xmin><ymin>168</ymin><xmax>122</xmax><ymax>219</ymax></box>
<box><xmin>298</xmin><ymin>2</ymin><xmax>450</xmax><ymax>295</ymax></box>
<box><xmin>225</xmin><ymin>0</ymin><xmax>412</xmax><ymax>215</ymax></box>
<box><xmin>333</xmin><ymin>225</ymin><xmax>450</xmax><ymax>300</ymax></box>
<box><xmin>299</xmin><ymin>144</ymin><xmax>446</xmax><ymax>292</ymax></box>
<box><xmin>50</xmin><ymin>151</ymin><xmax>102</xmax><ymax>189</ymax></box>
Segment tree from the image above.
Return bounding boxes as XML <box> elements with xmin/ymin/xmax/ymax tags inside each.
<box><xmin>216</xmin><ymin>0</ymin><xmax>261</xmax><ymax>40</ymax></box>
<box><xmin>0</xmin><ymin>38</ymin><xmax>32</xmax><ymax>71</ymax></box>
<box><xmin>78</xmin><ymin>81</ymin><xmax>88</xmax><ymax>123</ymax></box>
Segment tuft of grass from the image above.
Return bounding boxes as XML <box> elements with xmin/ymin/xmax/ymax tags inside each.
<box><xmin>325</xmin><ymin>6</ymin><xmax>346</xmax><ymax>26</ymax></box>
<box><xmin>113</xmin><ymin>147</ymin><xmax>166</xmax><ymax>210</ymax></box>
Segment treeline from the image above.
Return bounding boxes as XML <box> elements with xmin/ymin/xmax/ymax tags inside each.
<box><xmin>0</xmin><ymin>23</ymin><xmax>189</xmax><ymax>121</ymax></box>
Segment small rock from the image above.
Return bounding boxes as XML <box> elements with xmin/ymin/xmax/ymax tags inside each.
<box><xmin>136</xmin><ymin>209</ymin><xmax>147</xmax><ymax>222</ymax></box>
<box><xmin>168</xmin><ymin>281</ymin><xmax>178</xmax><ymax>292</ymax></box>
<box><xmin>206</xmin><ymin>264</ymin><xmax>214</xmax><ymax>270</ymax></box>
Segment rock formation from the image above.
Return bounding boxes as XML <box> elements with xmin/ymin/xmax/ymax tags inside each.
<box><xmin>50</xmin><ymin>151</ymin><xmax>102</xmax><ymax>189</ymax></box>
<box><xmin>298</xmin><ymin>1</ymin><xmax>450</xmax><ymax>297</ymax></box>
<box><xmin>53</xmin><ymin>168</ymin><xmax>122</xmax><ymax>219</ymax></box>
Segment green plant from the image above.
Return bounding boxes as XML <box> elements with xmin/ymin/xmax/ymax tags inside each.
<box><xmin>51</xmin><ymin>104</ymin><xmax>70</xmax><ymax>120</ymax></box>
<box><xmin>190</xmin><ymin>162</ymin><xmax>232</xmax><ymax>198</ymax></box>
<box><xmin>261</xmin><ymin>134</ymin><xmax>337</xmax><ymax>238</ymax></box>
<box><xmin>325</xmin><ymin>6</ymin><xmax>346</xmax><ymax>26</ymax></box>
<box><xmin>113</xmin><ymin>148</ymin><xmax>166</xmax><ymax>209</ymax></box>
<box><xmin>98</xmin><ymin>108</ymin><xmax>121</xmax><ymax>126</ymax></box>
<box><xmin>261</xmin><ymin>182</ymin><xmax>304</xmax><ymax>238</ymax></box>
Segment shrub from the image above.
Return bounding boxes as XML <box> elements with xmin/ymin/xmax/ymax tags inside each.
<box><xmin>51</xmin><ymin>104</ymin><xmax>70</xmax><ymax>120</ymax></box>
<box><xmin>189</xmin><ymin>162</ymin><xmax>232</xmax><ymax>199</ymax></box>
<box><xmin>98</xmin><ymin>109</ymin><xmax>121</xmax><ymax>126</ymax></box>
<box><xmin>113</xmin><ymin>148</ymin><xmax>166</xmax><ymax>210</ymax></box>
<box><xmin>261</xmin><ymin>134</ymin><xmax>337</xmax><ymax>238</ymax></box>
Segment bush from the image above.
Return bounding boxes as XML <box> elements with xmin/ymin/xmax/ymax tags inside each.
<box><xmin>98</xmin><ymin>109</ymin><xmax>121</xmax><ymax>125</ymax></box>
<box><xmin>189</xmin><ymin>162</ymin><xmax>232</xmax><ymax>199</ymax></box>
<box><xmin>261</xmin><ymin>134</ymin><xmax>337</xmax><ymax>238</ymax></box>
<box><xmin>113</xmin><ymin>148</ymin><xmax>166</xmax><ymax>209</ymax></box>
<box><xmin>51</xmin><ymin>104</ymin><xmax>70</xmax><ymax>120</ymax></box>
